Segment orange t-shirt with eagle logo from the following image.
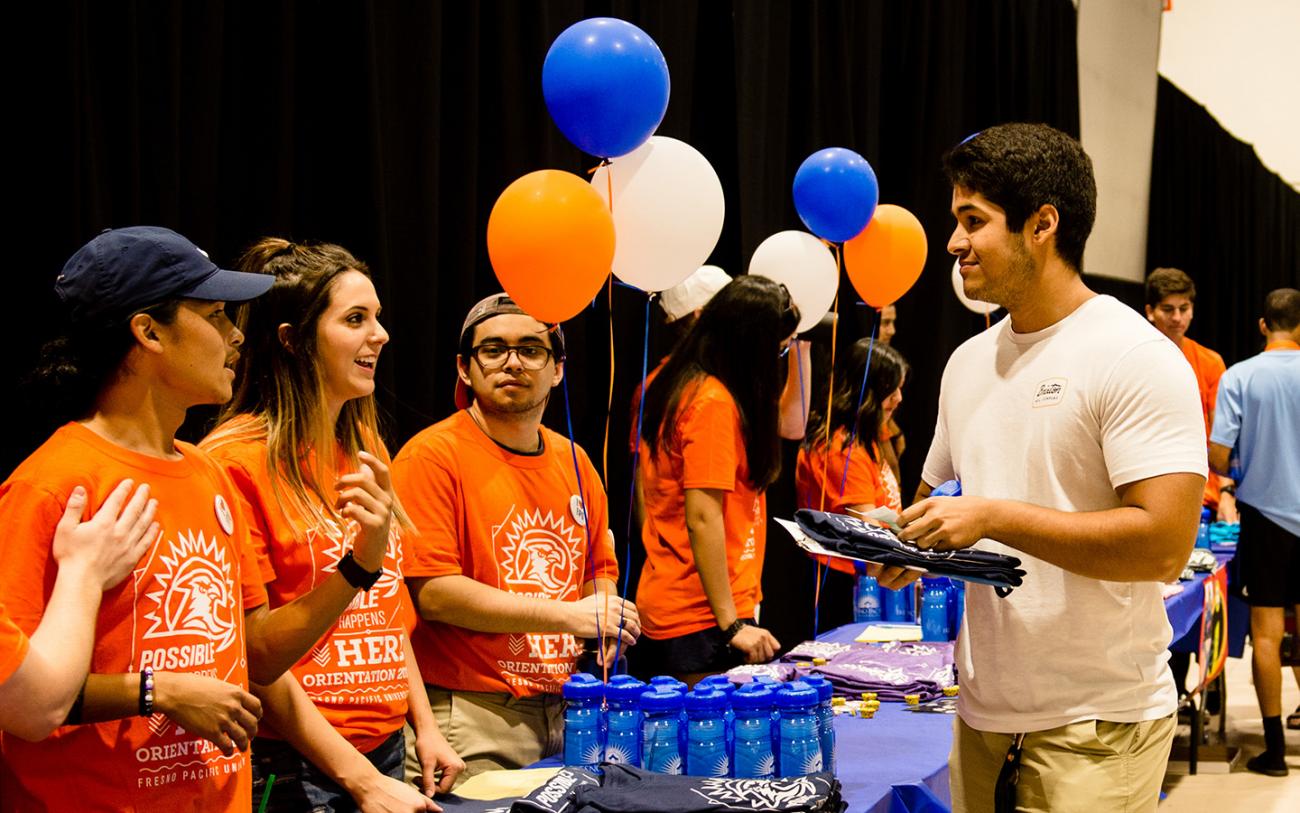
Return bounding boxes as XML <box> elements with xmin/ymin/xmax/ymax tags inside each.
<box><xmin>392</xmin><ymin>410</ymin><xmax>618</xmax><ymax>697</ymax></box>
<box><xmin>0</xmin><ymin>422</ymin><xmax>266</xmax><ymax>813</ymax></box>
<box><xmin>202</xmin><ymin>415</ymin><xmax>414</xmax><ymax>753</ymax></box>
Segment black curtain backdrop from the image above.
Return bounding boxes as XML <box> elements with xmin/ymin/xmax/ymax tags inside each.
<box><xmin>11</xmin><ymin>0</ymin><xmax>1082</xmax><ymax>652</ymax></box>
<box><xmin>1146</xmin><ymin>77</ymin><xmax>1300</xmax><ymax>367</ymax></box>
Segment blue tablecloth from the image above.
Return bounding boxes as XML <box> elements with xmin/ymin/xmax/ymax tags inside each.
<box><xmin>816</xmin><ymin>556</ymin><xmax>1244</xmax><ymax>812</ymax></box>
<box><xmin>815</xmin><ymin>624</ymin><xmax>952</xmax><ymax>812</ymax></box>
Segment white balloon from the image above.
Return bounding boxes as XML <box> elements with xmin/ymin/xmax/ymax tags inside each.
<box><xmin>591</xmin><ymin>136</ymin><xmax>726</xmax><ymax>293</ymax></box>
<box><xmin>748</xmin><ymin>231</ymin><xmax>838</xmax><ymax>333</ymax></box>
<box><xmin>951</xmin><ymin>258</ymin><xmax>999</xmax><ymax>315</ymax></box>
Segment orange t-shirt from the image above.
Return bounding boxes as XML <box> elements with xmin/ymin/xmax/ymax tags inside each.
<box><xmin>637</xmin><ymin>376</ymin><xmax>766</xmax><ymax>640</ymax></box>
<box><xmin>795</xmin><ymin>429</ymin><xmax>902</xmax><ymax>575</ymax></box>
<box><xmin>628</xmin><ymin>359</ymin><xmax>667</xmax><ymax>455</ymax></box>
<box><xmin>203</xmin><ymin>416</ymin><xmax>413</xmax><ymax>753</ymax></box>
<box><xmin>392</xmin><ymin>410</ymin><xmax>618</xmax><ymax>697</ymax></box>
<box><xmin>0</xmin><ymin>601</ymin><xmax>30</xmax><ymax>686</ymax></box>
<box><xmin>1180</xmin><ymin>336</ymin><xmax>1227</xmax><ymax>507</ymax></box>
<box><xmin>0</xmin><ymin>422</ymin><xmax>266</xmax><ymax>813</ymax></box>
<box><xmin>796</xmin><ymin>430</ymin><xmax>902</xmax><ymax>516</ymax></box>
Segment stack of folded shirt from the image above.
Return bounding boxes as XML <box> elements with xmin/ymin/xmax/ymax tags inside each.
<box><xmin>795</xmin><ymin>509</ymin><xmax>1026</xmax><ymax>595</ymax></box>
<box><xmin>511</xmin><ymin>764</ymin><xmax>846</xmax><ymax>813</ymax></box>
<box><xmin>779</xmin><ymin>640</ymin><xmax>956</xmax><ymax>702</ymax></box>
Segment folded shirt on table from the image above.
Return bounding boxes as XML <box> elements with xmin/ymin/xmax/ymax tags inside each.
<box><xmin>777</xmin><ymin>639</ymin><xmax>956</xmax><ymax>702</ymax></box>
<box><xmin>511</xmin><ymin>764</ymin><xmax>845</xmax><ymax>813</ymax></box>
<box><xmin>794</xmin><ymin>509</ymin><xmax>1026</xmax><ymax>595</ymax></box>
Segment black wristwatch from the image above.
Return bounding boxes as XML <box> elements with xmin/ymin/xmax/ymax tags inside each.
<box><xmin>338</xmin><ymin>551</ymin><xmax>382</xmax><ymax>591</ymax></box>
<box><xmin>721</xmin><ymin>618</ymin><xmax>750</xmax><ymax>642</ymax></box>
<box><xmin>1218</xmin><ymin>484</ymin><xmax>1236</xmax><ymax>497</ymax></box>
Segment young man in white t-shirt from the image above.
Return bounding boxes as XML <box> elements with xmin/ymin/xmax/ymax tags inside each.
<box><xmin>894</xmin><ymin>124</ymin><xmax>1207</xmax><ymax>812</ymax></box>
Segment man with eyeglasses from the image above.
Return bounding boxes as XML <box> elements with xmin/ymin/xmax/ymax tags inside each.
<box><xmin>393</xmin><ymin>294</ymin><xmax>636</xmax><ymax>782</ymax></box>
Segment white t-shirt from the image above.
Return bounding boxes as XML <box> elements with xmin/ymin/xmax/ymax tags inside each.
<box><xmin>922</xmin><ymin>295</ymin><xmax>1206</xmax><ymax>732</ymax></box>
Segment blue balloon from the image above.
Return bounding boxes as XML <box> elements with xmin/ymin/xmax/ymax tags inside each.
<box><xmin>792</xmin><ymin>148</ymin><xmax>880</xmax><ymax>242</ymax></box>
<box><xmin>543</xmin><ymin>18</ymin><xmax>670</xmax><ymax>159</ymax></box>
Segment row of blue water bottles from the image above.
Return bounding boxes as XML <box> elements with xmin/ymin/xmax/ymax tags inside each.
<box><xmin>563</xmin><ymin>672</ymin><xmax>835</xmax><ymax>779</ymax></box>
<box><xmin>854</xmin><ymin>574</ymin><xmax>964</xmax><ymax>641</ymax></box>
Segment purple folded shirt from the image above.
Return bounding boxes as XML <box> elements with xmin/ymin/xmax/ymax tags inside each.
<box><xmin>773</xmin><ymin>640</ymin><xmax>955</xmax><ymax>702</ymax></box>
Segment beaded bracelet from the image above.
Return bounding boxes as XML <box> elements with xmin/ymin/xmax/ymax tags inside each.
<box><xmin>139</xmin><ymin>667</ymin><xmax>155</xmax><ymax>717</ymax></box>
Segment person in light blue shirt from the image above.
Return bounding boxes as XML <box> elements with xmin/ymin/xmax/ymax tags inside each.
<box><xmin>1210</xmin><ymin>287</ymin><xmax>1300</xmax><ymax>777</ymax></box>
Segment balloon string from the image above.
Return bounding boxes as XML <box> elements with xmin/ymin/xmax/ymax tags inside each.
<box><xmin>814</xmin><ymin>244</ymin><xmax>842</xmax><ymax>638</ymax></box>
<box><xmin>838</xmin><ymin>312</ymin><xmax>878</xmax><ymax>499</ymax></box>
<box><xmin>615</xmin><ymin>294</ymin><xmax>652</xmax><ymax>671</ymax></box>
<box><xmin>818</xmin><ymin>248</ymin><xmax>841</xmax><ymax>513</ymax></box>
<box><xmin>604</xmin><ymin>276</ymin><xmax>614</xmax><ymax>486</ymax></box>
<box><xmin>600</xmin><ymin>159</ymin><xmax>615</xmax><ymax>487</ymax></box>
<box><xmin>561</xmin><ymin>373</ymin><xmax>602</xmax><ymax>679</ymax></box>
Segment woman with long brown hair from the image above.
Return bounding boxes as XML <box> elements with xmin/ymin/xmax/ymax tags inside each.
<box><xmin>203</xmin><ymin>238</ymin><xmax>461</xmax><ymax>811</ymax></box>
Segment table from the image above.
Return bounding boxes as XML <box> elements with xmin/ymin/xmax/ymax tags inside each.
<box><xmin>816</xmin><ymin>624</ymin><xmax>953</xmax><ymax>813</ymax></box>
<box><xmin>816</xmin><ymin>555</ymin><xmax>1244</xmax><ymax>810</ymax></box>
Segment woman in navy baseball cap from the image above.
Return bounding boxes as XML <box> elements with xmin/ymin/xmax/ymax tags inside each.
<box><xmin>0</xmin><ymin>226</ymin><xmax>277</xmax><ymax>810</ymax></box>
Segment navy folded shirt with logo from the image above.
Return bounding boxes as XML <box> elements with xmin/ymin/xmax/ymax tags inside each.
<box><xmin>511</xmin><ymin>764</ymin><xmax>845</xmax><ymax>813</ymax></box>
<box><xmin>794</xmin><ymin>509</ymin><xmax>1026</xmax><ymax>595</ymax></box>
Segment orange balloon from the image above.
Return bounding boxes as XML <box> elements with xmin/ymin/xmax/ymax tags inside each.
<box><xmin>843</xmin><ymin>204</ymin><xmax>928</xmax><ymax>308</ymax></box>
<box><xmin>487</xmin><ymin>169</ymin><xmax>616</xmax><ymax>323</ymax></box>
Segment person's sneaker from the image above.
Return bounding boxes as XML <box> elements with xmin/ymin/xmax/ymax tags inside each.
<box><xmin>1245</xmin><ymin>752</ymin><xmax>1288</xmax><ymax>777</ymax></box>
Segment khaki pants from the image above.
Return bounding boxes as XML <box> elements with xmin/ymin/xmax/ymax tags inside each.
<box><xmin>950</xmin><ymin>714</ymin><xmax>1176</xmax><ymax>813</ymax></box>
<box><xmin>404</xmin><ymin>687</ymin><xmax>564</xmax><ymax>789</ymax></box>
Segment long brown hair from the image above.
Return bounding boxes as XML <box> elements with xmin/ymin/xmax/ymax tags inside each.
<box><xmin>641</xmin><ymin>276</ymin><xmax>799</xmax><ymax>490</ymax></box>
<box><xmin>204</xmin><ymin>238</ymin><xmax>408</xmax><ymax>529</ymax></box>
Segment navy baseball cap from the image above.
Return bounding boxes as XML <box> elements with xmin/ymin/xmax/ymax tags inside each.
<box><xmin>55</xmin><ymin>226</ymin><xmax>274</xmax><ymax>323</ymax></box>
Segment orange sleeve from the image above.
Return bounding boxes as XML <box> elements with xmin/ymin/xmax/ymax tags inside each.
<box><xmin>207</xmin><ymin>462</ymin><xmax>270</xmax><ymax>612</ymax></box>
<box><xmin>836</xmin><ymin>441</ymin><xmax>885</xmax><ymax>509</ymax></box>
<box><xmin>0</xmin><ymin>480</ymin><xmax>66</xmax><ymax>635</ymax></box>
<box><xmin>391</xmin><ymin>445</ymin><xmax>464</xmax><ymax>579</ymax></box>
<box><xmin>216</xmin><ymin>458</ymin><xmax>279</xmax><ymax>586</ymax></box>
<box><xmin>0</xmin><ymin>602</ymin><xmax>31</xmax><ymax>684</ymax></box>
<box><xmin>678</xmin><ymin>394</ymin><xmax>740</xmax><ymax>491</ymax></box>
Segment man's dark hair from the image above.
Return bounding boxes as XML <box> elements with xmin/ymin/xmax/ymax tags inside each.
<box><xmin>1145</xmin><ymin>267</ymin><xmax>1197</xmax><ymax>308</ymax></box>
<box><xmin>1264</xmin><ymin>288</ymin><xmax>1300</xmax><ymax>332</ymax></box>
<box><xmin>942</xmin><ymin>123</ymin><xmax>1096</xmax><ymax>272</ymax></box>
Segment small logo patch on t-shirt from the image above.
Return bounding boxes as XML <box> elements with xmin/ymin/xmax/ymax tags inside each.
<box><xmin>1032</xmin><ymin>378</ymin><xmax>1068</xmax><ymax>407</ymax></box>
<box><xmin>569</xmin><ymin>494</ymin><xmax>588</xmax><ymax>526</ymax></box>
<box><xmin>214</xmin><ymin>494</ymin><xmax>234</xmax><ymax>534</ymax></box>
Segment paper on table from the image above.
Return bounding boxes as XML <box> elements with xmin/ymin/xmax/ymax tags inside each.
<box><xmin>855</xmin><ymin>624</ymin><xmax>923</xmax><ymax>643</ymax></box>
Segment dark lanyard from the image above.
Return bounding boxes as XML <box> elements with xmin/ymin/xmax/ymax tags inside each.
<box><xmin>994</xmin><ymin>732</ymin><xmax>1027</xmax><ymax>813</ymax></box>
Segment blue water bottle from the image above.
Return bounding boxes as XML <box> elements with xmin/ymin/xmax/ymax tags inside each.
<box><xmin>1196</xmin><ymin>507</ymin><xmax>1212</xmax><ymax>549</ymax></box>
<box><xmin>562</xmin><ymin>673</ymin><xmax>605</xmax><ymax>770</ymax></box>
<box><xmin>697</xmin><ymin>676</ymin><xmax>736</xmax><ymax>755</ymax></box>
<box><xmin>684</xmin><ymin>688</ymin><xmax>730</xmax><ymax>777</ymax></box>
<box><xmin>920</xmin><ymin>577</ymin><xmax>951</xmax><ymax>642</ymax></box>
<box><xmin>649</xmin><ymin>676</ymin><xmax>688</xmax><ymax>694</ymax></box>
<box><xmin>775</xmin><ymin>681</ymin><xmax>823</xmax><ymax>777</ymax></box>
<box><xmin>800</xmin><ymin>674</ymin><xmax>836</xmax><ymax>775</ymax></box>
<box><xmin>603</xmin><ymin>674</ymin><xmax>645</xmax><ymax>765</ymax></box>
<box><xmin>640</xmin><ymin>688</ymin><xmax>685</xmax><ymax>774</ymax></box>
<box><xmin>883</xmin><ymin>581</ymin><xmax>916</xmax><ymax>622</ymax></box>
<box><xmin>949</xmin><ymin>579</ymin><xmax>965</xmax><ymax>639</ymax></box>
<box><xmin>853</xmin><ymin>573</ymin><xmax>882</xmax><ymax>622</ymax></box>
<box><xmin>731</xmin><ymin>683</ymin><xmax>777</xmax><ymax>779</ymax></box>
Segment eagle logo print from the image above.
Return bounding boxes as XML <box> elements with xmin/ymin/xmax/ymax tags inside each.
<box><xmin>142</xmin><ymin>530</ymin><xmax>238</xmax><ymax>653</ymax></box>
<box><xmin>499</xmin><ymin>509</ymin><xmax>583</xmax><ymax>597</ymax></box>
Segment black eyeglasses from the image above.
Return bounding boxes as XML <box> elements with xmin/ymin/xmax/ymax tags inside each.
<box><xmin>470</xmin><ymin>343</ymin><xmax>555</xmax><ymax>371</ymax></box>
